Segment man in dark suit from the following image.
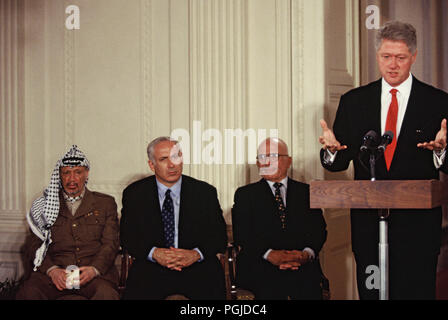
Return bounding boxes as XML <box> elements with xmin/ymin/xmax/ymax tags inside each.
<box><xmin>319</xmin><ymin>21</ymin><xmax>448</xmax><ymax>299</ymax></box>
<box><xmin>232</xmin><ymin>138</ymin><xmax>327</xmax><ymax>299</ymax></box>
<box><xmin>120</xmin><ymin>137</ymin><xmax>227</xmax><ymax>299</ymax></box>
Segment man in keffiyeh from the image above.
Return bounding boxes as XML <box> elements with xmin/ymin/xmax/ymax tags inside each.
<box><xmin>16</xmin><ymin>145</ymin><xmax>120</xmax><ymax>300</ymax></box>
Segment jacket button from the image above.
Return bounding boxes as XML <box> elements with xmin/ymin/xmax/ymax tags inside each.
<box><xmin>72</xmin><ymin>223</ymin><xmax>77</xmax><ymax>228</ymax></box>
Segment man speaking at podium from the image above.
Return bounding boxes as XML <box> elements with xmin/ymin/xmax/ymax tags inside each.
<box><xmin>319</xmin><ymin>21</ymin><xmax>448</xmax><ymax>299</ymax></box>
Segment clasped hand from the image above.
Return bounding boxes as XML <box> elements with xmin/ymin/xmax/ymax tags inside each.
<box><xmin>48</xmin><ymin>266</ymin><xmax>97</xmax><ymax>291</ymax></box>
<box><xmin>266</xmin><ymin>250</ymin><xmax>310</xmax><ymax>271</ymax></box>
<box><xmin>153</xmin><ymin>247</ymin><xmax>200</xmax><ymax>271</ymax></box>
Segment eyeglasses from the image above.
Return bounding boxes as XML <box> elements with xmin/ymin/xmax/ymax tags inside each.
<box><xmin>256</xmin><ymin>153</ymin><xmax>289</xmax><ymax>162</ymax></box>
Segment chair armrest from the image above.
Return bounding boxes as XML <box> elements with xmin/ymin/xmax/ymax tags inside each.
<box><xmin>118</xmin><ymin>247</ymin><xmax>134</xmax><ymax>296</ymax></box>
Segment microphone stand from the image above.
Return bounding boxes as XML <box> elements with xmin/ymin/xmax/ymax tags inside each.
<box><xmin>369</xmin><ymin>147</ymin><xmax>389</xmax><ymax>300</ymax></box>
<box><xmin>361</xmin><ymin>143</ymin><xmax>390</xmax><ymax>300</ymax></box>
<box><xmin>378</xmin><ymin>208</ymin><xmax>390</xmax><ymax>300</ymax></box>
<box><xmin>369</xmin><ymin>153</ymin><xmax>376</xmax><ymax>181</ymax></box>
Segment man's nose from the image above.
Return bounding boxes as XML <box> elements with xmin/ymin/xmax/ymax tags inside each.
<box><xmin>389</xmin><ymin>57</ymin><xmax>398</xmax><ymax>69</ymax></box>
<box><xmin>67</xmin><ymin>172</ymin><xmax>77</xmax><ymax>181</ymax></box>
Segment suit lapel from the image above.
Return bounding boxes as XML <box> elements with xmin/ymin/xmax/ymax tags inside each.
<box><xmin>285</xmin><ymin>178</ymin><xmax>297</xmax><ymax>214</ymax></box>
<box><xmin>259</xmin><ymin>179</ymin><xmax>279</xmax><ymax>209</ymax></box>
<box><xmin>389</xmin><ymin>77</ymin><xmax>430</xmax><ymax>171</ymax></box>
<box><xmin>147</xmin><ymin>176</ymin><xmax>163</xmax><ymax>237</ymax></box>
<box><xmin>363</xmin><ymin>79</ymin><xmax>382</xmax><ymax>136</ymax></box>
<box><xmin>58</xmin><ymin>195</ymin><xmax>73</xmax><ymax>219</ymax></box>
<box><xmin>73</xmin><ymin>188</ymin><xmax>95</xmax><ymax>218</ymax></box>
<box><xmin>178</xmin><ymin>176</ymin><xmax>192</xmax><ymax>247</ymax></box>
<box><xmin>257</xmin><ymin>179</ymin><xmax>284</xmax><ymax>230</ymax></box>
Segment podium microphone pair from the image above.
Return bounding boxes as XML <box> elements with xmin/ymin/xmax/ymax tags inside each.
<box><xmin>360</xmin><ymin>130</ymin><xmax>394</xmax><ymax>153</ymax></box>
<box><xmin>360</xmin><ymin>130</ymin><xmax>394</xmax><ymax>181</ymax></box>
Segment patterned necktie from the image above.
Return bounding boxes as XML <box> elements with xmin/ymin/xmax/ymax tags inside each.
<box><xmin>384</xmin><ymin>88</ymin><xmax>398</xmax><ymax>170</ymax></box>
<box><xmin>161</xmin><ymin>189</ymin><xmax>175</xmax><ymax>248</ymax></box>
<box><xmin>273</xmin><ymin>182</ymin><xmax>287</xmax><ymax>230</ymax></box>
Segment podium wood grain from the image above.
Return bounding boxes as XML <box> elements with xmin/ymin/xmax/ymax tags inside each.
<box><xmin>310</xmin><ymin>180</ymin><xmax>448</xmax><ymax>209</ymax></box>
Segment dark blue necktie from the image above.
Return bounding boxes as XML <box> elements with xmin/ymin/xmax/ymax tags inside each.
<box><xmin>273</xmin><ymin>182</ymin><xmax>287</xmax><ymax>230</ymax></box>
<box><xmin>161</xmin><ymin>189</ymin><xmax>175</xmax><ymax>247</ymax></box>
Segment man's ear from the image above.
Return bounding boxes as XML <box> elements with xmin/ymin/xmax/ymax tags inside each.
<box><xmin>288</xmin><ymin>156</ymin><xmax>292</xmax><ymax>167</ymax></box>
<box><xmin>411</xmin><ymin>49</ymin><xmax>417</xmax><ymax>64</ymax></box>
<box><xmin>148</xmin><ymin>160</ymin><xmax>155</xmax><ymax>172</ymax></box>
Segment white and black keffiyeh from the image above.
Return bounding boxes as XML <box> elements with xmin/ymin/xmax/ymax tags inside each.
<box><xmin>27</xmin><ymin>145</ymin><xmax>90</xmax><ymax>271</ymax></box>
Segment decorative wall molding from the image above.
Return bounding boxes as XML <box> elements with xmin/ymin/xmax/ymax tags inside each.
<box><xmin>64</xmin><ymin>0</ymin><xmax>75</xmax><ymax>149</ymax></box>
<box><xmin>0</xmin><ymin>0</ymin><xmax>25</xmax><ymax>231</ymax></box>
<box><xmin>274</xmin><ymin>0</ymin><xmax>292</xmax><ymax>144</ymax></box>
<box><xmin>0</xmin><ymin>261</ymin><xmax>19</xmax><ymax>282</ymax></box>
<box><xmin>189</xmin><ymin>0</ymin><xmax>248</xmax><ymax>221</ymax></box>
<box><xmin>140</xmin><ymin>0</ymin><xmax>152</xmax><ymax>167</ymax></box>
<box><xmin>328</xmin><ymin>0</ymin><xmax>360</xmax><ymax>86</ymax></box>
<box><xmin>291</xmin><ymin>0</ymin><xmax>305</xmax><ymax>180</ymax></box>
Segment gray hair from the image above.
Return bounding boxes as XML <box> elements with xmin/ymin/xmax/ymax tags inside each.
<box><xmin>147</xmin><ymin>136</ymin><xmax>179</xmax><ymax>161</ymax></box>
<box><xmin>375</xmin><ymin>21</ymin><xmax>417</xmax><ymax>54</ymax></box>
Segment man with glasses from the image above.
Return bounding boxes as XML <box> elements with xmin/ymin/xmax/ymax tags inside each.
<box><xmin>232</xmin><ymin>138</ymin><xmax>327</xmax><ymax>299</ymax></box>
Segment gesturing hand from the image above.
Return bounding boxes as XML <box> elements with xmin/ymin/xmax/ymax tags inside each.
<box><xmin>417</xmin><ymin>119</ymin><xmax>447</xmax><ymax>152</ymax></box>
<box><xmin>319</xmin><ymin>119</ymin><xmax>347</xmax><ymax>154</ymax></box>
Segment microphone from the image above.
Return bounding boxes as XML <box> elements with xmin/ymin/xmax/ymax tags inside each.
<box><xmin>377</xmin><ymin>131</ymin><xmax>394</xmax><ymax>153</ymax></box>
<box><xmin>360</xmin><ymin>130</ymin><xmax>379</xmax><ymax>152</ymax></box>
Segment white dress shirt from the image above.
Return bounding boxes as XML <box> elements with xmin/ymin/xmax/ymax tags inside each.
<box><xmin>380</xmin><ymin>73</ymin><xmax>413</xmax><ymax>137</ymax></box>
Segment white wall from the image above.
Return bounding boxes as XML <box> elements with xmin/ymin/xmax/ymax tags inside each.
<box><xmin>0</xmin><ymin>0</ymin><xmax>372</xmax><ymax>299</ymax></box>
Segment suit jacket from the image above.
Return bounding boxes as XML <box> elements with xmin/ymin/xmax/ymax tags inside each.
<box><xmin>26</xmin><ymin>189</ymin><xmax>120</xmax><ymax>285</ymax></box>
<box><xmin>321</xmin><ymin>77</ymin><xmax>448</xmax><ymax>255</ymax></box>
<box><xmin>120</xmin><ymin>174</ymin><xmax>227</xmax><ymax>264</ymax></box>
<box><xmin>232</xmin><ymin>178</ymin><xmax>327</xmax><ymax>287</ymax></box>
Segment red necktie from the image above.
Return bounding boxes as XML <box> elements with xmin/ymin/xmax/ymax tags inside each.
<box><xmin>384</xmin><ymin>89</ymin><xmax>398</xmax><ymax>170</ymax></box>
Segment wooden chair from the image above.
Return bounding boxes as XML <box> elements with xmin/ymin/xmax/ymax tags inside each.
<box><xmin>118</xmin><ymin>247</ymin><xmax>134</xmax><ymax>297</ymax></box>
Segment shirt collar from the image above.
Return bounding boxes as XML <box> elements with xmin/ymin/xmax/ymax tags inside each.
<box><xmin>265</xmin><ymin>177</ymin><xmax>289</xmax><ymax>190</ymax></box>
<box><xmin>63</xmin><ymin>187</ymin><xmax>86</xmax><ymax>203</ymax></box>
<box><xmin>382</xmin><ymin>73</ymin><xmax>413</xmax><ymax>97</ymax></box>
<box><xmin>156</xmin><ymin>176</ymin><xmax>182</xmax><ymax>199</ymax></box>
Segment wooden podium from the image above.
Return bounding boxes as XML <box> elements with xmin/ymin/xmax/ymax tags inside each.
<box><xmin>310</xmin><ymin>179</ymin><xmax>448</xmax><ymax>300</ymax></box>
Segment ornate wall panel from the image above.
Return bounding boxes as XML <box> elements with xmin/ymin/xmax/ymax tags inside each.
<box><xmin>0</xmin><ymin>0</ymin><xmax>26</xmax><ymax>281</ymax></box>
